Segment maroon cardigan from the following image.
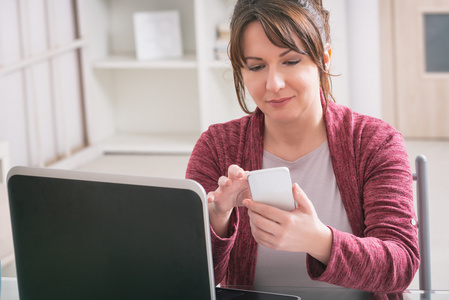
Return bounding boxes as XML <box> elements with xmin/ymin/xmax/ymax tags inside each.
<box><xmin>186</xmin><ymin>100</ymin><xmax>420</xmax><ymax>293</ymax></box>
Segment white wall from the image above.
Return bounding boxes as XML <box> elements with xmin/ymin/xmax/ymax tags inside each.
<box><xmin>346</xmin><ymin>0</ymin><xmax>382</xmax><ymax>119</ymax></box>
<box><xmin>78</xmin><ymin>0</ymin><xmax>116</xmax><ymax>144</ymax></box>
<box><xmin>323</xmin><ymin>0</ymin><xmax>350</xmax><ymax>108</ymax></box>
<box><xmin>324</xmin><ymin>0</ymin><xmax>382</xmax><ymax>119</ymax></box>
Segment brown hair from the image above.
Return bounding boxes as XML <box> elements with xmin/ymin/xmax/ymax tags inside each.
<box><xmin>229</xmin><ymin>0</ymin><xmax>334</xmax><ymax>114</ymax></box>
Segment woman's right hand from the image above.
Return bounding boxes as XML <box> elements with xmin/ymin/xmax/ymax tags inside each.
<box><xmin>207</xmin><ymin>164</ymin><xmax>251</xmax><ymax>237</ymax></box>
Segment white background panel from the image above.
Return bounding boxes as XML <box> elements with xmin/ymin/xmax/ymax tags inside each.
<box><xmin>0</xmin><ymin>0</ymin><xmax>22</xmax><ymax>65</ymax></box>
<box><xmin>0</xmin><ymin>71</ymin><xmax>29</xmax><ymax>166</ymax></box>
<box><xmin>25</xmin><ymin>0</ymin><xmax>49</xmax><ymax>55</ymax></box>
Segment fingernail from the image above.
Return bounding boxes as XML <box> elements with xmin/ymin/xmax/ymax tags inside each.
<box><xmin>294</xmin><ymin>183</ymin><xmax>300</xmax><ymax>192</ymax></box>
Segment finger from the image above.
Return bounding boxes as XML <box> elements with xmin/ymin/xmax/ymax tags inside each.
<box><xmin>251</xmin><ymin>226</ymin><xmax>274</xmax><ymax>246</ymax></box>
<box><xmin>249</xmin><ymin>220</ymin><xmax>279</xmax><ymax>250</ymax></box>
<box><xmin>248</xmin><ymin>209</ymin><xmax>278</xmax><ymax>235</ymax></box>
<box><xmin>218</xmin><ymin>176</ymin><xmax>231</xmax><ymax>187</ymax></box>
<box><xmin>228</xmin><ymin>164</ymin><xmax>245</xmax><ymax>179</ymax></box>
<box><xmin>245</xmin><ymin>198</ymin><xmax>284</xmax><ymax>224</ymax></box>
<box><xmin>207</xmin><ymin>192</ymin><xmax>215</xmax><ymax>203</ymax></box>
<box><xmin>256</xmin><ymin>238</ymin><xmax>277</xmax><ymax>250</ymax></box>
<box><xmin>292</xmin><ymin>183</ymin><xmax>313</xmax><ymax>214</ymax></box>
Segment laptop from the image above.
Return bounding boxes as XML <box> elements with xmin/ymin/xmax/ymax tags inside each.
<box><xmin>7</xmin><ymin>166</ymin><xmax>299</xmax><ymax>300</ymax></box>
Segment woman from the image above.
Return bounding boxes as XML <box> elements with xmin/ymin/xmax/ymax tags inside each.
<box><xmin>186</xmin><ymin>0</ymin><xmax>419</xmax><ymax>293</ymax></box>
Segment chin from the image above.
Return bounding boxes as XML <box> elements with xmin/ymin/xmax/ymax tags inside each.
<box><xmin>265</xmin><ymin>110</ymin><xmax>302</xmax><ymax>123</ymax></box>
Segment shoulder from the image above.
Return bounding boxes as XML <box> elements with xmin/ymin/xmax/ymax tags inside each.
<box><xmin>200</xmin><ymin>110</ymin><xmax>263</xmax><ymax>148</ymax></box>
<box><xmin>325</xmin><ymin>101</ymin><xmax>404</xmax><ymax>152</ymax></box>
<box><xmin>326</xmin><ymin>101</ymin><xmax>398</xmax><ymax>135</ymax></box>
<box><xmin>325</xmin><ymin>101</ymin><xmax>410</xmax><ymax>182</ymax></box>
<box><xmin>206</xmin><ymin>114</ymin><xmax>253</xmax><ymax>138</ymax></box>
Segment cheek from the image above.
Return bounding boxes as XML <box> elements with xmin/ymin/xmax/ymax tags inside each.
<box><xmin>291</xmin><ymin>68</ymin><xmax>320</xmax><ymax>92</ymax></box>
<box><xmin>242</xmin><ymin>73</ymin><xmax>265</xmax><ymax>100</ymax></box>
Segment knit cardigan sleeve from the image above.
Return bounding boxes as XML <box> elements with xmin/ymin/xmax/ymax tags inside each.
<box><xmin>185</xmin><ymin>113</ymin><xmax>263</xmax><ymax>285</ymax></box>
<box><xmin>185</xmin><ymin>128</ymin><xmax>236</xmax><ymax>284</ymax></box>
<box><xmin>307</xmin><ymin>102</ymin><xmax>420</xmax><ymax>293</ymax></box>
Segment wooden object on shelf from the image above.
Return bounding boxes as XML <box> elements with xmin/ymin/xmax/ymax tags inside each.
<box><xmin>214</xmin><ymin>21</ymin><xmax>230</xmax><ymax>61</ymax></box>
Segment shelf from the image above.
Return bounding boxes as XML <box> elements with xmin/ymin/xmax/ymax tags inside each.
<box><xmin>93</xmin><ymin>54</ymin><xmax>233</xmax><ymax>70</ymax></box>
<box><xmin>98</xmin><ymin>132</ymin><xmax>200</xmax><ymax>155</ymax></box>
<box><xmin>50</xmin><ymin>133</ymin><xmax>200</xmax><ymax>171</ymax></box>
<box><xmin>208</xmin><ymin>59</ymin><xmax>232</xmax><ymax>69</ymax></box>
<box><xmin>74</xmin><ymin>153</ymin><xmax>191</xmax><ymax>179</ymax></box>
<box><xmin>93</xmin><ymin>53</ymin><xmax>198</xmax><ymax>69</ymax></box>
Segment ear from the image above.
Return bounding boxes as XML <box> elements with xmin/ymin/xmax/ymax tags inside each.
<box><xmin>324</xmin><ymin>43</ymin><xmax>332</xmax><ymax>70</ymax></box>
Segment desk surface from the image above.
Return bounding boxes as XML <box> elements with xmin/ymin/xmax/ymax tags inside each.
<box><xmin>2</xmin><ymin>277</ymin><xmax>449</xmax><ymax>300</ymax></box>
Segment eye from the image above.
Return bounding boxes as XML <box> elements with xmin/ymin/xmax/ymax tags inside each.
<box><xmin>247</xmin><ymin>64</ymin><xmax>265</xmax><ymax>72</ymax></box>
<box><xmin>284</xmin><ymin>60</ymin><xmax>301</xmax><ymax>66</ymax></box>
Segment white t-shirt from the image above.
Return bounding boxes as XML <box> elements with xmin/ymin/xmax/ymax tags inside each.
<box><xmin>254</xmin><ymin>141</ymin><xmax>353</xmax><ymax>288</ymax></box>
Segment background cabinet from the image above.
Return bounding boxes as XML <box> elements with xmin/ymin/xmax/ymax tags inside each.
<box><xmin>77</xmin><ymin>0</ymin><xmax>244</xmax><ymax>158</ymax></box>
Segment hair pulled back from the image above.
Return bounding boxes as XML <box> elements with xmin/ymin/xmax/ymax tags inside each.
<box><xmin>229</xmin><ymin>0</ymin><xmax>333</xmax><ymax>114</ymax></box>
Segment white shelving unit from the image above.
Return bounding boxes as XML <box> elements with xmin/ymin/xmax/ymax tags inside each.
<box><xmin>76</xmin><ymin>0</ymin><xmax>246</xmax><ymax>162</ymax></box>
<box><xmin>92</xmin><ymin>54</ymin><xmax>198</xmax><ymax>69</ymax></box>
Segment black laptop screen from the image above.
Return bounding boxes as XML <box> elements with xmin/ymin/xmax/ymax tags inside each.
<box><xmin>8</xmin><ymin>174</ymin><xmax>211</xmax><ymax>300</ymax></box>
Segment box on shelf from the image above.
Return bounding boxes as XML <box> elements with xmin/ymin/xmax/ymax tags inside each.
<box><xmin>133</xmin><ymin>10</ymin><xmax>183</xmax><ymax>61</ymax></box>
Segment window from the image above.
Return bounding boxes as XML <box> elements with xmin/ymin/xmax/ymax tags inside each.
<box><xmin>0</xmin><ymin>0</ymin><xmax>87</xmax><ymax>167</ymax></box>
<box><xmin>424</xmin><ymin>13</ymin><xmax>449</xmax><ymax>73</ymax></box>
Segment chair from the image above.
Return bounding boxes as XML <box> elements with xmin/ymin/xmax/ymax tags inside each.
<box><xmin>413</xmin><ymin>155</ymin><xmax>431</xmax><ymax>291</ymax></box>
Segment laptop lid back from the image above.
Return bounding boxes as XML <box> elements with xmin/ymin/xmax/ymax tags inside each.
<box><xmin>7</xmin><ymin>166</ymin><xmax>215</xmax><ymax>300</ymax></box>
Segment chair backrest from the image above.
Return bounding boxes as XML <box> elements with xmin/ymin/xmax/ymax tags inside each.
<box><xmin>413</xmin><ymin>154</ymin><xmax>431</xmax><ymax>291</ymax></box>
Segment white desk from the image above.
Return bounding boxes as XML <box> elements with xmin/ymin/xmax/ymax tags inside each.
<box><xmin>1</xmin><ymin>278</ymin><xmax>19</xmax><ymax>300</ymax></box>
<box><xmin>0</xmin><ymin>141</ymin><xmax>10</xmax><ymax>184</ymax></box>
<box><xmin>2</xmin><ymin>277</ymin><xmax>449</xmax><ymax>300</ymax></box>
<box><xmin>0</xmin><ymin>183</ymin><xmax>14</xmax><ymax>272</ymax></box>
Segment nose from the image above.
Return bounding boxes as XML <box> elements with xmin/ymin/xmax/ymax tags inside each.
<box><xmin>266</xmin><ymin>67</ymin><xmax>285</xmax><ymax>93</ymax></box>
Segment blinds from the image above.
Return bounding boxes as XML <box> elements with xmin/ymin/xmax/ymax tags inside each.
<box><xmin>0</xmin><ymin>0</ymin><xmax>87</xmax><ymax>167</ymax></box>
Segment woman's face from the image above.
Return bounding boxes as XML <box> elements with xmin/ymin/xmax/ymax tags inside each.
<box><xmin>241</xmin><ymin>21</ymin><xmax>327</xmax><ymax>125</ymax></box>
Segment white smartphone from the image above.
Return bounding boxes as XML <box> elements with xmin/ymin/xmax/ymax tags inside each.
<box><xmin>247</xmin><ymin>167</ymin><xmax>296</xmax><ymax>211</ymax></box>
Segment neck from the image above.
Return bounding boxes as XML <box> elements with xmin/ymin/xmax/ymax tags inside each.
<box><xmin>263</xmin><ymin>109</ymin><xmax>327</xmax><ymax>162</ymax></box>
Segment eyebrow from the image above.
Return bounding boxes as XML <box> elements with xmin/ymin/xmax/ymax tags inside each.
<box><xmin>244</xmin><ymin>49</ymin><xmax>292</xmax><ymax>62</ymax></box>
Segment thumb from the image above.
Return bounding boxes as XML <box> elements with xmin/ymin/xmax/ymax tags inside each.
<box><xmin>292</xmin><ymin>183</ymin><xmax>313</xmax><ymax>214</ymax></box>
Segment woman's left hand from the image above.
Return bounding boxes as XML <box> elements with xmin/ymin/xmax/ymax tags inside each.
<box><xmin>243</xmin><ymin>183</ymin><xmax>333</xmax><ymax>265</ymax></box>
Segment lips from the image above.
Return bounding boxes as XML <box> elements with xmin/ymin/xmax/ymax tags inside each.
<box><xmin>267</xmin><ymin>97</ymin><xmax>293</xmax><ymax>108</ymax></box>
